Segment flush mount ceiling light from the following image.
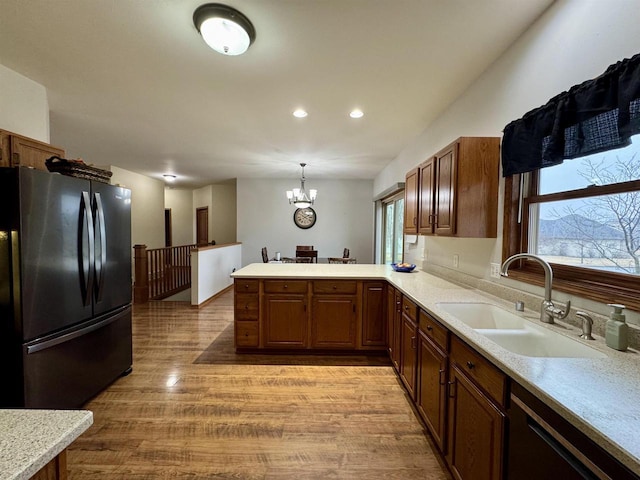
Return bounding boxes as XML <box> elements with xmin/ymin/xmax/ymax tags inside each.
<box><xmin>293</xmin><ymin>109</ymin><xmax>308</xmax><ymax>118</ymax></box>
<box><xmin>193</xmin><ymin>3</ymin><xmax>256</xmax><ymax>56</ymax></box>
<box><xmin>350</xmin><ymin>109</ymin><xmax>364</xmax><ymax>118</ymax></box>
<box><xmin>286</xmin><ymin>163</ymin><xmax>317</xmax><ymax>208</ymax></box>
<box><xmin>163</xmin><ymin>174</ymin><xmax>177</xmax><ymax>182</ymax></box>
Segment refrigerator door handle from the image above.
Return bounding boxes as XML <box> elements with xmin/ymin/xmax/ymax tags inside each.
<box><xmin>25</xmin><ymin>307</ymin><xmax>130</xmax><ymax>354</ymax></box>
<box><xmin>94</xmin><ymin>192</ymin><xmax>107</xmax><ymax>301</ymax></box>
<box><xmin>80</xmin><ymin>191</ymin><xmax>95</xmax><ymax>306</ymax></box>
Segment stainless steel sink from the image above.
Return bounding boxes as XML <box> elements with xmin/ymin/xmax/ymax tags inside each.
<box><xmin>436</xmin><ymin>302</ymin><xmax>606</xmax><ymax>359</ymax></box>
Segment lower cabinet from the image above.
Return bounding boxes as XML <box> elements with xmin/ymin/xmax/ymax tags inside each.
<box><xmin>263</xmin><ymin>279</ymin><xmax>309</xmax><ymax>348</ymax></box>
<box><xmin>388</xmin><ymin>287</ymin><xmax>402</xmax><ymax>371</ymax></box>
<box><xmin>263</xmin><ymin>295</ymin><xmax>308</xmax><ymax>348</ymax></box>
<box><xmin>311</xmin><ymin>295</ymin><xmax>357</xmax><ymax>348</ymax></box>
<box><xmin>399</xmin><ymin>297</ymin><xmax>419</xmax><ymax>398</ymax></box>
<box><xmin>417</xmin><ymin>329</ymin><xmax>448</xmax><ymax>451</ymax></box>
<box><xmin>446</xmin><ymin>337</ymin><xmax>506</xmax><ymax>480</ymax></box>
<box><xmin>361</xmin><ymin>281</ymin><xmax>387</xmax><ymax>347</ymax></box>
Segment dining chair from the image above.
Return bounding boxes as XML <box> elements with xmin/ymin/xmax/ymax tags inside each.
<box><xmin>261</xmin><ymin>247</ymin><xmax>269</xmax><ymax>263</ymax></box>
<box><xmin>296</xmin><ymin>245</ymin><xmax>317</xmax><ymax>263</ymax></box>
<box><xmin>343</xmin><ymin>248</ymin><xmax>350</xmax><ymax>258</ymax></box>
<box><xmin>296</xmin><ymin>245</ymin><xmax>314</xmax><ymax>251</ymax></box>
<box><xmin>295</xmin><ymin>257</ymin><xmax>313</xmax><ymax>263</ymax></box>
<box><xmin>329</xmin><ymin>257</ymin><xmax>357</xmax><ymax>264</ymax></box>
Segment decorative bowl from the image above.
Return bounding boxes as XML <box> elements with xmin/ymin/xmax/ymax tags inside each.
<box><xmin>391</xmin><ymin>263</ymin><xmax>416</xmax><ymax>273</ymax></box>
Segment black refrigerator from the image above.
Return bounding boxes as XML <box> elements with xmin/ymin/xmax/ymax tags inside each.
<box><xmin>0</xmin><ymin>167</ymin><xmax>133</xmax><ymax>409</ymax></box>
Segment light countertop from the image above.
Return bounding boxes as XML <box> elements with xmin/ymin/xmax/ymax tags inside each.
<box><xmin>232</xmin><ymin>263</ymin><xmax>640</xmax><ymax>475</ymax></box>
<box><xmin>0</xmin><ymin>409</ymin><xmax>93</xmax><ymax>480</ymax></box>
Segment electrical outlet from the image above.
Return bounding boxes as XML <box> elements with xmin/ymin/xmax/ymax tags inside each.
<box><xmin>490</xmin><ymin>263</ymin><xmax>501</xmax><ymax>278</ymax></box>
<box><xmin>453</xmin><ymin>254</ymin><xmax>459</xmax><ymax>268</ymax></box>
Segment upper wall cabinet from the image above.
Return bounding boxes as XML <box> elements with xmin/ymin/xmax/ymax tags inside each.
<box><xmin>0</xmin><ymin>130</ymin><xmax>65</xmax><ymax>171</ymax></box>
<box><xmin>407</xmin><ymin>137</ymin><xmax>500</xmax><ymax>238</ymax></box>
<box><xmin>403</xmin><ymin>167</ymin><xmax>420</xmax><ymax>234</ymax></box>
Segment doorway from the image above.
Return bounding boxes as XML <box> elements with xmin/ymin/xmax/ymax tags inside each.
<box><xmin>164</xmin><ymin>209</ymin><xmax>172</xmax><ymax>247</ymax></box>
<box><xmin>196</xmin><ymin>207</ymin><xmax>209</xmax><ymax>246</ymax></box>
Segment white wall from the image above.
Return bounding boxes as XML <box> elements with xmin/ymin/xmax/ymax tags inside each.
<box><xmin>374</xmin><ymin>0</ymin><xmax>640</xmax><ymax>322</ymax></box>
<box><xmin>191</xmin><ymin>244</ymin><xmax>242</xmax><ymax>306</ymax></box>
<box><xmin>237</xmin><ymin>178</ymin><xmax>374</xmax><ymax>265</ymax></box>
<box><xmin>375</xmin><ymin>0</ymin><xmax>640</xmax><ymax>280</ymax></box>
<box><xmin>0</xmin><ymin>64</ymin><xmax>50</xmax><ymax>142</ymax></box>
<box><xmin>165</xmin><ymin>187</ymin><xmax>193</xmax><ymax>246</ymax></box>
<box><xmin>211</xmin><ymin>183</ymin><xmax>236</xmax><ymax>245</ymax></box>
<box><xmin>110</xmin><ymin>165</ymin><xmax>165</xmax><ymax>250</ymax></box>
<box><xmin>192</xmin><ymin>183</ymin><xmax>237</xmax><ymax>245</ymax></box>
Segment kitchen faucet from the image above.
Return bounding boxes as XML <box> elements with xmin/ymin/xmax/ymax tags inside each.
<box><xmin>500</xmin><ymin>253</ymin><xmax>571</xmax><ymax>324</ymax></box>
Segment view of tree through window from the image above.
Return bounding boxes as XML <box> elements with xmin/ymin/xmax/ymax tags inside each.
<box><xmin>530</xmin><ymin>136</ymin><xmax>640</xmax><ymax>275</ymax></box>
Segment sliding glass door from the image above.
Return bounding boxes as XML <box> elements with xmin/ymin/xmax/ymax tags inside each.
<box><xmin>382</xmin><ymin>193</ymin><xmax>404</xmax><ymax>264</ymax></box>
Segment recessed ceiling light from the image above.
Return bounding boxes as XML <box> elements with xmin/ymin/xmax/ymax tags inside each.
<box><xmin>293</xmin><ymin>109</ymin><xmax>308</xmax><ymax>118</ymax></box>
<box><xmin>163</xmin><ymin>174</ymin><xmax>177</xmax><ymax>182</ymax></box>
<box><xmin>350</xmin><ymin>109</ymin><xmax>364</xmax><ymax>119</ymax></box>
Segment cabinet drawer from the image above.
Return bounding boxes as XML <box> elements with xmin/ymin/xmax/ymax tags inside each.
<box><xmin>264</xmin><ymin>280</ymin><xmax>308</xmax><ymax>294</ymax></box>
<box><xmin>235</xmin><ymin>294</ymin><xmax>259</xmax><ymax>320</ymax></box>
<box><xmin>235</xmin><ymin>279</ymin><xmax>259</xmax><ymax>293</ymax></box>
<box><xmin>419</xmin><ymin>311</ymin><xmax>449</xmax><ymax>352</ymax></box>
<box><xmin>313</xmin><ymin>280</ymin><xmax>358</xmax><ymax>294</ymax></box>
<box><xmin>235</xmin><ymin>321</ymin><xmax>259</xmax><ymax>347</ymax></box>
<box><xmin>451</xmin><ymin>336</ymin><xmax>506</xmax><ymax>406</ymax></box>
<box><xmin>401</xmin><ymin>296</ymin><xmax>418</xmax><ymax>323</ymax></box>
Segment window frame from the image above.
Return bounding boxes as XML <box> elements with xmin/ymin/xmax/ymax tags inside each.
<box><xmin>382</xmin><ymin>192</ymin><xmax>404</xmax><ymax>264</ymax></box>
<box><xmin>502</xmin><ymin>173</ymin><xmax>640</xmax><ymax>312</ymax></box>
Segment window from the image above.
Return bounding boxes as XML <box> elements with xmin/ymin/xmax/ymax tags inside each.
<box><xmin>383</xmin><ymin>193</ymin><xmax>404</xmax><ymax>264</ymax></box>
<box><xmin>503</xmin><ymin>135</ymin><xmax>640</xmax><ymax>310</ymax></box>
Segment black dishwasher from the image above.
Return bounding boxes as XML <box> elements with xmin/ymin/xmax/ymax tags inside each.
<box><xmin>507</xmin><ymin>382</ymin><xmax>639</xmax><ymax>480</ymax></box>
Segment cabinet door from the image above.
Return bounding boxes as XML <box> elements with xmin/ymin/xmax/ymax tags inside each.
<box><xmin>311</xmin><ymin>296</ymin><xmax>357</xmax><ymax>348</ymax></box>
<box><xmin>403</xmin><ymin>167</ymin><xmax>419</xmax><ymax>233</ymax></box>
<box><xmin>361</xmin><ymin>281</ymin><xmax>386</xmax><ymax>347</ymax></box>
<box><xmin>417</xmin><ymin>331</ymin><xmax>448</xmax><ymax>452</ymax></box>
<box><xmin>447</xmin><ymin>364</ymin><xmax>505</xmax><ymax>480</ymax></box>
<box><xmin>434</xmin><ymin>144</ymin><xmax>458</xmax><ymax>236</ymax></box>
<box><xmin>390</xmin><ymin>290</ymin><xmax>402</xmax><ymax>370</ymax></box>
<box><xmin>418</xmin><ymin>158</ymin><xmax>436</xmax><ymax>235</ymax></box>
<box><xmin>399</xmin><ymin>314</ymin><xmax>418</xmax><ymax>399</ymax></box>
<box><xmin>263</xmin><ymin>295</ymin><xmax>308</xmax><ymax>348</ymax></box>
<box><xmin>3</xmin><ymin>132</ymin><xmax>65</xmax><ymax>171</ymax></box>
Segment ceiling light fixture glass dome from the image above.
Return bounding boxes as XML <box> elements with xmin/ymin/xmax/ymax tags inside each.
<box><xmin>193</xmin><ymin>4</ymin><xmax>256</xmax><ymax>56</ymax></box>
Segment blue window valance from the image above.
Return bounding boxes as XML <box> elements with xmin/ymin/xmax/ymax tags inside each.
<box><xmin>501</xmin><ymin>52</ymin><xmax>640</xmax><ymax>177</ymax></box>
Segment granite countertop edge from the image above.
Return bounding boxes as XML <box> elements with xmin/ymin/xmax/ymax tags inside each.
<box><xmin>232</xmin><ymin>263</ymin><xmax>640</xmax><ymax>475</ymax></box>
<box><xmin>0</xmin><ymin>409</ymin><xmax>93</xmax><ymax>480</ymax></box>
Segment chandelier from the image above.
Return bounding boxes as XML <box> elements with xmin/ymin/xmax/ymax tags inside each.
<box><xmin>286</xmin><ymin>163</ymin><xmax>317</xmax><ymax>208</ymax></box>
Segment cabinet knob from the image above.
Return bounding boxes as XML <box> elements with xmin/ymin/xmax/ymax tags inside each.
<box><xmin>244</xmin><ymin>304</ymin><xmax>250</xmax><ymax>310</ymax></box>
<box><xmin>332</xmin><ymin>285</ymin><xmax>337</xmax><ymax>290</ymax></box>
<box><xmin>466</xmin><ymin>361</ymin><xmax>475</xmax><ymax>369</ymax></box>
<box><xmin>244</xmin><ymin>284</ymin><xmax>249</xmax><ymax>289</ymax></box>
<box><xmin>284</xmin><ymin>284</ymin><xmax>288</xmax><ymax>289</ymax></box>
<box><xmin>244</xmin><ymin>332</ymin><xmax>249</xmax><ymax>337</ymax></box>
<box><xmin>426</xmin><ymin>325</ymin><xmax>433</xmax><ymax>331</ymax></box>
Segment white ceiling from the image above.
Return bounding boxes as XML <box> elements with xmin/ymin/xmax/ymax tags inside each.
<box><xmin>0</xmin><ymin>0</ymin><xmax>554</xmax><ymax>187</ymax></box>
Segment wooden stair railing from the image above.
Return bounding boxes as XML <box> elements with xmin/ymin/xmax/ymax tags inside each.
<box><xmin>133</xmin><ymin>244</ymin><xmax>196</xmax><ymax>303</ymax></box>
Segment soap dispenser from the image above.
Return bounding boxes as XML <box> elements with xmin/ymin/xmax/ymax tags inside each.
<box><xmin>605</xmin><ymin>303</ymin><xmax>628</xmax><ymax>351</ymax></box>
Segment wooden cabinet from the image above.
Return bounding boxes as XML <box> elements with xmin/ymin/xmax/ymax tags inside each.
<box><xmin>361</xmin><ymin>281</ymin><xmax>386</xmax><ymax>347</ymax></box>
<box><xmin>263</xmin><ymin>280</ymin><xmax>309</xmax><ymax>348</ymax></box>
<box><xmin>404</xmin><ymin>167</ymin><xmax>419</xmax><ymax>234</ymax></box>
<box><xmin>234</xmin><ymin>279</ymin><xmax>260</xmax><ymax>347</ymax></box>
<box><xmin>0</xmin><ymin>130</ymin><xmax>65</xmax><ymax>171</ymax></box>
<box><xmin>446</xmin><ymin>336</ymin><xmax>506</xmax><ymax>480</ymax></box>
<box><xmin>387</xmin><ymin>286</ymin><xmax>402</xmax><ymax>371</ymax></box>
<box><xmin>417</xmin><ymin>311</ymin><xmax>449</xmax><ymax>452</ymax></box>
<box><xmin>399</xmin><ymin>296</ymin><xmax>418</xmax><ymax>398</ymax></box>
<box><xmin>411</xmin><ymin>137</ymin><xmax>500</xmax><ymax>237</ymax></box>
<box><xmin>311</xmin><ymin>281</ymin><xmax>357</xmax><ymax>349</ymax></box>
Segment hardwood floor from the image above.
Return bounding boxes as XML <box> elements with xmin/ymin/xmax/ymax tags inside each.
<box><xmin>68</xmin><ymin>291</ymin><xmax>451</xmax><ymax>479</ymax></box>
